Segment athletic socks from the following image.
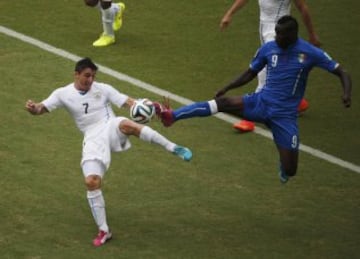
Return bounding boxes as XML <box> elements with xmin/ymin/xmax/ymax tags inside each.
<box><xmin>139</xmin><ymin>126</ymin><xmax>176</xmax><ymax>152</ymax></box>
<box><xmin>100</xmin><ymin>7</ymin><xmax>115</xmax><ymax>36</ymax></box>
<box><xmin>87</xmin><ymin>189</ymin><xmax>109</xmax><ymax>233</ymax></box>
<box><xmin>173</xmin><ymin>100</ymin><xmax>217</xmax><ymax>121</ymax></box>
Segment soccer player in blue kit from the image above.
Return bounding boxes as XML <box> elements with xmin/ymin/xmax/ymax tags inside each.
<box><xmin>156</xmin><ymin>15</ymin><xmax>352</xmax><ymax>183</ymax></box>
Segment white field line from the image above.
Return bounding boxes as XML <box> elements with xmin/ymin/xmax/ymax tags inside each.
<box><xmin>1</xmin><ymin>25</ymin><xmax>359</xmax><ymax>174</ymax></box>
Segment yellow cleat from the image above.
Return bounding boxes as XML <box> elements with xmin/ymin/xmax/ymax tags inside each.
<box><xmin>92</xmin><ymin>34</ymin><xmax>115</xmax><ymax>47</ymax></box>
<box><xmin>113</xmin><ymin>2</ymin><xmax>125</xmax><ymax>31</ymax></box>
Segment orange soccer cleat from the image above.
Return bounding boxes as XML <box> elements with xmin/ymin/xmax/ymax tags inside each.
<box><xmin>298</xmin><ymin>98</ymin><xmax>309</xmax><ymax>113</ymax></box>
<box><xmin>233</xmin><ymin>120</ymin><xmax>255</xmax><ymax>132</ymax></box>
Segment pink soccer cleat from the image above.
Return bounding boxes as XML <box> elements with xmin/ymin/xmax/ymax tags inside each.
<box><xmin>93</xmin><ymin>230</ymin><xmax>112</xmax><ymax>247</ymax></box>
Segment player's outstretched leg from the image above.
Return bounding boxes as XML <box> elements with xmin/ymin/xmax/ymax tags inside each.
<box><xmin>156</xmin><ymin>100</ymin><xmax>215</xmax><ymax>127</ymax></box>
<box><xmin>119</xmin><ymin>120</ymin><xmax>193</xmax><ymax>161</ymax></box>
<box><xmin>137</xmin><ymin>125</ymin><xmax>193</xmax><ymax>161</ymax></box>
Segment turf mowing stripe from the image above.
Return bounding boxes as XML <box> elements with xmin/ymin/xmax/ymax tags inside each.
<box><xmin>1</xmin><ymin>25</ymin><xmax>359</xmax><ymax>174</ymax></box>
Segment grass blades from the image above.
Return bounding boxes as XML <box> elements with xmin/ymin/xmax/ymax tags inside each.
<box><xmin>0</xmin><ymin>1</ymin><xmax>359</xmax><ymax>258</ymax></box>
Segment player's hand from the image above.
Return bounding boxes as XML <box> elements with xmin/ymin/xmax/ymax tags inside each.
<box><xmin>25</xmin><ymin>100</ymin><xmax>38</xmax><ymax>114</ymax></box>
<box><xmin>215</xmin><ymin>88</ymin><xmax>227</xmax><ymax>98</ymax></box>
<box><xmin>342</xmin><ymin>94</ymin><xmax>351</xmax><ymax>108</ymax></box>
<box><xmin>220</xmin><ymin>15</ymin><xmax>231</xmax><ymax>31</ymax></box>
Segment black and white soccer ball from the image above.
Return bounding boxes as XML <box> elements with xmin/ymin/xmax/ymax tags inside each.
<box><xmin>130</xmin><ymin>99</ymin><xmax>155</xmax><ymax>124</ymax></box>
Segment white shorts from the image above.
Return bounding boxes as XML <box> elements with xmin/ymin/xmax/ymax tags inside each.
<box><xmin>82</xmin><ymin>160</ymin><xmax>106</xmax><ymax>178</ymax></box>
<box><xmin>81</xmin><ymin>117</ymin><xmax>131</xmax><ymax>172</ymax></box>
<box><xmin>259</xmin><ymin>22</ymin><xmax>276</xmax><ymax>44</ymax></box>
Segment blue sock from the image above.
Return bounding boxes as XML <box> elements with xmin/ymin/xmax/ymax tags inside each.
<box><xmin>173</xmin><ymin>101</ymin><xmax>212</xmax><ymax>120</ymax></box>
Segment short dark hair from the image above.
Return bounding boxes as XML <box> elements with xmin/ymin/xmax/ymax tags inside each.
<box><xmin>75</xmin><ymin>57</ymin><xmax>98</xmax><ymax>72</ymax></box>
<box><xmin>277</xmin><ymin>15</ymin><xmax>298</xmax><ymax>33</ymax></box>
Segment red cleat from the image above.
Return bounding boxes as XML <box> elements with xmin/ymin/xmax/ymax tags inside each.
<box><xmin>160</xmin><ymin>109</ymin><xmax>175</xmax><ymax>127</ymax></box>
<box><xmin>297</xmin><ymin>98</ymin><xmax>309</xmax><ymax>113</ymax></box>
<box><xmin>233</xmin><ymin>120</ymin><xmax>255</xmax><ymax>132</ymax></box>
<box><xmin>153</xmin><ymin>97</ymin><xmax>171</xmax><ymax>117</ymax></box>
<box><xmin>152</xmin><ymin>102</ymin><xmax>163</xmax><ymax>116</ymax></box>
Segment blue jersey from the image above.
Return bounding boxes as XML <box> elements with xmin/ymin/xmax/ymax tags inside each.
<box><xmin>250</xmin><ymin>38</ymin><xmax>338</xmax><ymax>116</ymax></box>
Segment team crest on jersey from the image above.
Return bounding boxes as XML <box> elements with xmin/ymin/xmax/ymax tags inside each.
<box><xmin>298</xmin><ymin>53</ymin><xmax>306</xmax><ymax>63</ymax></box>
<box><xmin>93</xmin><ymin>91</ymin><xmax>102</xmax><ymax>99</ymax></box>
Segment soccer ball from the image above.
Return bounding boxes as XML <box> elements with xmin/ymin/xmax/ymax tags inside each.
<box><xmin>130</xmin><ymin>99</ymin><xmax>155</xmax><ymax>124</ymax></box>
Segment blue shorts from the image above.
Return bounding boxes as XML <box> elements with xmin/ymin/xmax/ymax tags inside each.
<box><xmin>242</xmin><ymin>93</ymin><xmax>299</xmax><ymax>150</ymax></box>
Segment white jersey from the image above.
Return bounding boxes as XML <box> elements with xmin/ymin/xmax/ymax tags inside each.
<box><xmin>42</xmin><ymin>82</ymin><xmax>128</xmax><ymax>134</ymax></box>
<box><xmin>258</xmin><ymin>0</ymin><xmax>291</xmax><ymax>23</ymax></box>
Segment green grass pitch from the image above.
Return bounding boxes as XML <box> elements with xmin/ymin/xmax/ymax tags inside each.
<box><xmin>0</xmin><ymin>1</ymin><xmax>359</xmax><ymax>258</ymax></box>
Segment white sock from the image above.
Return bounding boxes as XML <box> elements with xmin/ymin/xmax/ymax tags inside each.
<box><xmin>208</xmin><ymin>100</ymin><xmax>218</xmax><ymax>114</ymax></box>
<box><xmin>87</xmin><ymin>189</ymin><xmax>109</xmax><ymax>232</ymax></box>
<box><xmin>139</xmin><ymin>126</ymin><xmax>176</xmax><ymax>152</ymax></box>
<box><xmin>101</xmin><ymin>8</ymin><xmax>115</xmax><ymax>36</ymax></box>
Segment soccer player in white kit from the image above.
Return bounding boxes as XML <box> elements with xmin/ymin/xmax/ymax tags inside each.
<box><xmin>220</xmin><ymin>0</ymin><xmax>321</xmax><ymax>132</ymax></box>
<box><xmin>84</xmin><ymin>0</ymin><xmax>125</xmax><ymax>47</ymax></box>
<box><xmin>25</xmin><ymin>57</ymin><xmax>192</xmax><ymax>247</ymax></box>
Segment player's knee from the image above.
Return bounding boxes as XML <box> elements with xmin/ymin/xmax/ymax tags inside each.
<box><xmin>85</xmin><ymin>175</ymin><xmax>102</xmax><ymax>190</ymax></box>
<box><xmin>84</xmin><ymin>0</ymin><xmax>99</xmax><ymax>7</ymax></box>
<box><xmin>119</xmin><ymin>119</ymin><xmax>142</xmax><ymax>136</ymax></box>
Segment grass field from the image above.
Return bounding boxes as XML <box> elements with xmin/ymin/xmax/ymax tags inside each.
<box><xmin>1</xmin><ymin>1</ymin><xmax>360</xmax><ymax>258</ymax></box>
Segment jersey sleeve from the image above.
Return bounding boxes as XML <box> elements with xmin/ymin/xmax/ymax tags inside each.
<box><xmin>102</xmin><ymin>83</ymin><xmax>129</xmax><ymax>108</ymax></box>
<box><xmin>41</xmin><ymin>88</ymin><xmax>64</xmax><ymax>112</ymax></box>
<box><xmin>249</xmin><ymin>45</ymin><xmax>268</xmax><ymax>72</ymax></box>
<box><xmin>312</xmin><ymin>48</ymin><xmax>339</xmax><ymax>72</ymax></box>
